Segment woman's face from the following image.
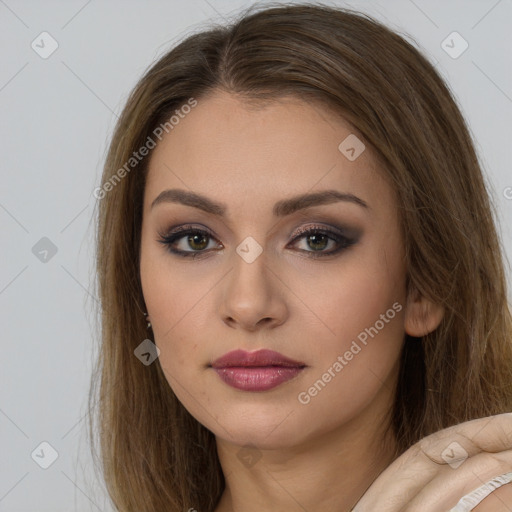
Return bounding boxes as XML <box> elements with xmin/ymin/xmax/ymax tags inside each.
<box><xmin>140</xmin><ymin>90</ymin><xmax>408</xmax><ymax>450</ymax></box>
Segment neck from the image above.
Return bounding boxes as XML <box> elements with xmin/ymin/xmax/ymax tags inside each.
<box><xmin>214</xmin><ymin>391</ymin><xmax>398</xmax><ymax>512</ymax></box>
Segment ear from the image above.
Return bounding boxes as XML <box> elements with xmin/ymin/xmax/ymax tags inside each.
<box><xmin>404</xmin><ymin>287</ymin><xmax>444</xmax><ymax>337</ymax></box>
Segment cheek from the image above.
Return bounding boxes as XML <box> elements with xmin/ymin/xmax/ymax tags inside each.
<box><xmin>139</xmin><ymin>240</ymin><xmax>219</xmax><ymax>377</ymax></box>
<box><xmin>295</xmin><ymin>266</ymin><xmax>405</xmax><ymax>432</ymax></box>
<box><xmin>141</xmin><ymin>270</ymin><xmax>201</xmax><ymax>364</ymax></box>
<box><xmin>140</xmin><ymin>236</ymin><xmax>189</xmax><ymax>354</ymax></box>
<box><xmin>298</xmin><ymin>234</ymin><xmax>406</xmax><ymax>403</ymax></box>
<box><xmin>306</xmin><ymin>276</ymin><xmax>405</xmax><ymax>396</ymax></box>
<box><xmin>307</xmin><ymin>242</ymin><xmax>406</xmax><ymax>357</ymax></box>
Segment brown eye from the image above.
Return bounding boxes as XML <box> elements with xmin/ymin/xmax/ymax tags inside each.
<box><xmin>288</xmin><ymin>226</ymin><xmax>357</xmax><ymax>258</ymax></box>
<box><xmin>303</xmin><ymin>233</ymin><xmax>331</xmax><ymax>251</ymax></box>
<box><xmin>158</xmin><ymin>225</ymin><xmax>222</xmax><ymax>258</ymax></box>
<box><xmin>186</xmin><ymin>232</ymin><xmax>209</xmax><ymax>251</ymax></box>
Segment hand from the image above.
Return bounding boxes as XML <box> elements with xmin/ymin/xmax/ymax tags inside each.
<box><xmin>352</xmin><ymin>413</ymin><xmax>512</xmax><ymax>511</ymax></box>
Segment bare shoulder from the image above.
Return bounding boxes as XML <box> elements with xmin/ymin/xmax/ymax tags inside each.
<box><xmin>472</xmin><ymin>483</ymin><xmax>512</xmax><ymax>512</ymax></box>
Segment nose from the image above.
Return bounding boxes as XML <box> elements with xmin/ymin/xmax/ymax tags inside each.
<box><xmin>219</xmin><ymin>248</ymin><xmax>289</xmax><ymax>332</ymax></box>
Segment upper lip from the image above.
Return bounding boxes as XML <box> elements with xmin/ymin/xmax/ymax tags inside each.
<box><xmin>211</xmin><ymin>349</ymin><xmax>305</xmax><ymax>368</ymax></box>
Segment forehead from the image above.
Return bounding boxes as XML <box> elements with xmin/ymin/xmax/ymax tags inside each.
<box><xmin>144</xmin><ymin>90</ymin><xmax>393</xmax><ymax>217</ymax></box>
<box><xmin>149</xmin><ymin>91</ymin><xmax>359</xmax><ymax>172</ymax></box>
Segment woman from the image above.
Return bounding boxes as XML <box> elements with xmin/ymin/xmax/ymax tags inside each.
<box><xmin>90</xmin><ymin>3</ymin><xmax>512</xmax><ymax>511</ymax></box>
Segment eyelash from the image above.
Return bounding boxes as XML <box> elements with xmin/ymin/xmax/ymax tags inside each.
<box><xmin>157</xmin><ymin>224</ymin><xmax>357</xmax><ymax>259</ymax></box>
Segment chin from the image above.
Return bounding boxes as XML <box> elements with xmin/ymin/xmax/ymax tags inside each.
<box><xmin>202</xmin><ymin>403</ymin><xmax>316</xmax><ymax>450</ymax></box>
<box><xmin>216</xmin><ymin>426</ymin><xmax>304</xmax><ymax>451</ymax></box>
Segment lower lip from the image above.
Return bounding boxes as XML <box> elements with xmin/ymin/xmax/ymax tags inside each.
<box><xmin>213</xmin><ymin>366</ymin><xmax>304</xmax><ymax>391</ymax></box>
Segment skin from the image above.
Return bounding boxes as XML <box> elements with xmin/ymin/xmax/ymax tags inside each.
<box><xmin>353</xmin><ymin>413</ymin><xmax>512</xmax><ymax>511</ymax></box>
<box><xmin>139</xmin><ymin>90</ymin><xmax>510</xmax><ymax>511</ymax></box>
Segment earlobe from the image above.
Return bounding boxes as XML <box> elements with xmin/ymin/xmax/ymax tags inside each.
<box><xmin>404</xmin><ymin>287</ymin><xmax>444</xmax><ymax>337</ymax></box>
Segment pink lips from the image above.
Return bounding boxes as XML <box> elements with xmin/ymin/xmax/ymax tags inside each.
<box><xmin>210</xmin><ymin>349</ymin><xmax>305</xmax><ymax>391</ymax></box>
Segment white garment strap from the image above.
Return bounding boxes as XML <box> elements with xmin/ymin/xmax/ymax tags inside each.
<box><xmin>449</xmin><ymin>472</ymin><xmax>512</xmax><ymax>512</ymax></box>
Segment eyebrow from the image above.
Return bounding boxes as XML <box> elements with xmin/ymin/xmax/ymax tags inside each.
<box><xmin>150</xmin><ymin>188</ymin><xmax>369</xmax><ymax>216</ymax></box>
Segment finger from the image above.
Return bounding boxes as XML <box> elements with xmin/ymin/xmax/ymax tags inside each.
<box><xmin>352</xmin><ymin>414</ymin><xmax>512</xmax><ymax>512</ymax></box>
<box><xmin>399</xmin><ymin>448</ymin><xmax>512</xmax><ymax>511</ymax></box>
<box><xmin>419</xmin><ymin>413</ymin><xmax>512</xmax><ymax>463</ymax></box>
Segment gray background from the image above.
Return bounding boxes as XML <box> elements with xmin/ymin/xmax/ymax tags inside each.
<box><xmin>1</xmin><ymin>0</ymin><xmax>511</xmax><ymax>510</ymax></box>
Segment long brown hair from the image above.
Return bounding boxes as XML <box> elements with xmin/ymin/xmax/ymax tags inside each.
<box><xmin>89</xmin><ymin>3</ymin><xmax>512</xmax><ymax>510</ymax></box>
